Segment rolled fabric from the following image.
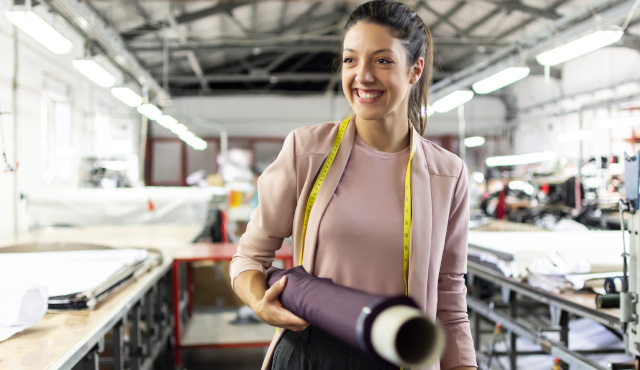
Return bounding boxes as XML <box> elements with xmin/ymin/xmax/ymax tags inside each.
<box><xmin>604</xmin><ymin>277</ymin><xmax>623</xmax><ymax>294</ymax></box>
<box><xmin>266</xmin><ymin>266</ymin><xmax>444</xmax><ymax>368</ymax></box>
<box><xmin>595</xmin><ymin>293</ymin><xmax>620</xmax><ymax>309</ymax></box>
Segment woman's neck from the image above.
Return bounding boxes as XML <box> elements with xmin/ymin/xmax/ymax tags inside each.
<box><xmin>354</xmin><ymin>114</ymin><xmax>410</xmax><ymax>153</ymax></box>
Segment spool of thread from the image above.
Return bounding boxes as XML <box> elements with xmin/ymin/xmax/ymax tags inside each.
<box><xmin>595</xmin><ymin>293</ymin><xmax>620</xmax><ymax>309</ymax></box>
<box><xmin>604</xmin><ymin>277</ymin><xmax>623</xmax><ymax>293</ymax></box>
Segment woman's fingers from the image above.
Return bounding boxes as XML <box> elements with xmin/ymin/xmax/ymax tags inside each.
<box><xmin>261</xmin><ymin>276</ymin><xmax>309</xmax><ymax>331</ymax></box>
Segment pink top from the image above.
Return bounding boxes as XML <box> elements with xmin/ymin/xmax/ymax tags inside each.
<box><xmin>315</xmin><ymin>135</ymin><xmax>409</xmax><ymax>296</ymax></box>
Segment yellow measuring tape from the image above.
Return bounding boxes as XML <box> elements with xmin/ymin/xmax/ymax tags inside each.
<box><xmin>299</xmin><ymin>115</ymin><xmax>418</xmax><ymax>295</ymax></box>
<box><xmin>299</xmin><ymin>115</ymin><xmax>351</xmax><ymax>266</ymax></box>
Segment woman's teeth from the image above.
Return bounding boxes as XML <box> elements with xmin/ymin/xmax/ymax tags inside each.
<box><xmin>359</xmin><ymin>91</ymin><xmax>382</xmax><ymax>99</ymax></box>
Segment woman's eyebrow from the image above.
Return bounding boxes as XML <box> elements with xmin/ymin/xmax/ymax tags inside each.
<box><xmin>342</xmin><ymin>48</ymin><xmax>398</xmax><ymax>55</ymax></box>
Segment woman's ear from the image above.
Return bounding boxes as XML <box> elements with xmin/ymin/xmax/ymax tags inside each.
<box><xmin>410</xmin><ymin>57</ymin><xmax>425</xmax><ymax>84</ymax></box>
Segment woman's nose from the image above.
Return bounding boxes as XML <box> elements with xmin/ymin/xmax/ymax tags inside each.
<box><xmin>355</xmin><ymin>62</ymin><xmax>374</xmax><ymax>84</ymax></box>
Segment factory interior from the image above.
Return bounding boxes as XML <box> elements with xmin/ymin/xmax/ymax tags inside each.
<box><xmin>2</xmin><ymin>0</ymin><xmax>640</xmax><ymax>369</ymax></box>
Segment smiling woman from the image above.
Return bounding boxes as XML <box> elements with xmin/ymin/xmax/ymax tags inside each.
<box><xmin>230</xmin><ymin>1</ymin><xmax>477</xmax><ymax>370</ymax></box>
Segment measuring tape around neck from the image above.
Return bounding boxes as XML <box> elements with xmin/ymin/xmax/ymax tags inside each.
<box><xmin>299</xmin><ymin>115</ymin><xmax>419</xmax><ymax>295</ymax></box>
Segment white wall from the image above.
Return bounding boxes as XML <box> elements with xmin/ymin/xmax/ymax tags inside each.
<box><xmin>0</xmin><ymin>0</ymin><xmax>142</xmax><ymax>239</ymax></box>
<box><xmin>509</xmin><ymin>47</ymin><xmax>640</xmax><ymax>165</ymax></box>
<box><xmin>161</xmin><ymin>92</ymin><xmax>506</xmax><ymax>139</ymax></box>
<box><xmin>160</xmin><ymin>94</ymin><xmax>353</xmax><ymax>138</ymax></box>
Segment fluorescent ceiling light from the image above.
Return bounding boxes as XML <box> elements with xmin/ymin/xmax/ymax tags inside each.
<box><xmin>433</xmin><ymin>90</ymin><xmax>474</xmax><ymax>113</ymax></box>
<box><xmin>598</xmin><ymin>116</ymin><xmax>639</xmax><ymax>128</ymax></box>
<box><xmin>190</xmin><ymin>138</ymin><xmax>208</xmax><ymax>151</ymax></box>
<box><xmin>179</xmin><ymin>131</ymin><xmax>196</xmax><ymax>141</ymax></box>
<box><xmin>536</xmin><ymin>30</ymin><xmax>623</xmax><ymax>66</ymax></box>
<box><xmin>156</xmin><ymin>115</ymin><xmax>178</xmax><ymax>129</ymax></box>
<box><xmin>5</xmin><ymin>8</ymin><xmax>73</xmax><ymax>54</ymax></box>
<box><xmin>170</xmin><ymin>123</ymin><xmax>189</xmax><ymax>135</ymax></box>
<box><xmin>111</xmin><ymin>87</ymin><xmax>142</xmax><ymax>107</ymax></box>
<box><xmin>558</xmin><ymin>129</ymin><xmax>593</xmax><ymax>142</ymax></box>
<box><xmin>136</xmin><ymin>104</ymin><xmax>162</xmax><ymax>120</ymax></box>
<box><xmin>464</xmin><ymin>136</ymin><xmax>486</xmax><ymax>147</ymax></box>
<box><xmin>181</xmin><ymin>135</ymin><xmax>207</xmax><ymax>151</ymax></box>
<box><xmin>486</xmin><ymin>151</ymin><xmax>556</xmax><ymax>167</ymax></box>
<box><xmin>472</xmin><ymin>67</ymin><xmax>530</xmax><ymax>94</ymax></box>
<box><xmin>73</xmin><ymin>59</ymin><xmax>116</xmax><ymax>88</ymax></box>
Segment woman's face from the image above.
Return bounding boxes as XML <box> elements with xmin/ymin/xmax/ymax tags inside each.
<box><xmin>342</xmin><ymin>22</ymin><xmax>423</xmax><ymax>122</ymax></box>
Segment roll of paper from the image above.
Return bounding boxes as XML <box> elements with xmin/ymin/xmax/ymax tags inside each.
<box><xmin>266</xmin><ymin>266</ymin><xmax>443</xmax><ymax>368</ymax></box>
<box><xmin>0</xmin><ymin>281</ymin><xmax>49</xmax><ymax>342</ymax></box>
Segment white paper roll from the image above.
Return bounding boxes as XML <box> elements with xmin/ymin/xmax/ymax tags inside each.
<box><xmin>0</xmin><ymin>280</ymin><xmax>48</xmax><ymax>342</ymax></box>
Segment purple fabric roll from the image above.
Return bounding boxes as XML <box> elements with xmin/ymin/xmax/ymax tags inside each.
<box><xmin>266</xmin><ymin>266</ymin><xmax>417</xmax><ymax>361</ymax></box>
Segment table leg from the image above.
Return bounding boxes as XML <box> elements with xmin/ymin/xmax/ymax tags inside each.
<box><xmin>172</xmin><ymin>260</ymin><xmax>182</xmax><ymax>368</ymax></box>
<box><xmin>187</xmin><ymin>262</ymin><xmax>194</xmax><ymax>316</ymax></box>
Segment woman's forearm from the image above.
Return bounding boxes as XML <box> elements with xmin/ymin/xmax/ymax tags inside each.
<box><xmin>233</xmin><ymin>270</ymin><xmax>268</xmax><ymax>309</ymax></box>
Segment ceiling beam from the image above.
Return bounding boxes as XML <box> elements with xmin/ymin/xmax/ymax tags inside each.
<box><xmin>167</xmin><ymin>14</ymin><xmax>210</xmax><ymax>93</ymax></box>
<box><xmin>121</xmin><ymin>2</ymin><xmax>247</xmax><ymax>41</ymax></box>
<box><xmin>167</xmin><ymin>72</ymin><xmax>336</xmax><ymax>83</ymax></box>
<box><xmin>495</xmin><ymin>0</ymin><xmax>568</xmax><ymax>40</ymax></box>
<box><xmin>458</xmin><ymin>7</ymin><xmax>503</xmax><ymax>37</ymax></box>
<box><xmin>484</xmin><ymin>0</ymin><xmax>562</xmax><ymax>20</ymax></box>
<box><xmin>127</xmin><ymin>37</ymin><xmax>507</xmax><ymax>52</ymax></box>
<box><xmin>417</xmin><ymin>1</ymin><xmax>464</xmax><ymax>34</ymax></box>
<box><xmin>272</xmin><ymin>2</ymin><xmax>322</xmax><ymax>34</ymax></box>
<box><xmin>430</xmin><ymin>1</ymin><xmax>468</xmax><ymax>32</ymax></box>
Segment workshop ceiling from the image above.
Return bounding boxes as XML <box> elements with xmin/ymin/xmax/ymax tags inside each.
<box><xmin>55</xmin><ymin>0</ymin><xmax>640</xmax><ymax>97</ymax></box>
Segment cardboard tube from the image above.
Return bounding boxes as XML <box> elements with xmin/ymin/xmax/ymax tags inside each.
<box><xmin>371</xmin><ymin>305</ymin><xmax>444</xmax><ymax>367</ymax></box>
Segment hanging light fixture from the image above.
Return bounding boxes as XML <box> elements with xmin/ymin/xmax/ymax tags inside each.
<box><xmin>111</xmin><ymin>87</ymin><xmax>143</xmax><ymax>108</ymax></box>
<box><xmin>472</xmin><ymin>67</ymin><xmax>530</xmax><ymax>94</ymax></box>
<box><xmin>5</xmin><ymin>3</ymin><xmax>73</xmax><ymax>54</ymax></box>
<box><xmin>136</xmin><ymin>104</ymin><xmax>163</xmax><ymax>120</ymax></box>
<box><xmin>464</xmin><ymin>136</ymin><xmax>486</xmax><ymax>147</ymax></box>
<box><xmin>536</xmin><ymin>30</ymin><xmax>624</xmax><ymax>66</ymax></box>
<box><xmin>72</xmin><ymin>59</ymin><xmax>117</xmax><ymax>88</ymax></box>
<box><xmin>432</xmin><ymin>90</ymin><xmax>474</xmax><ymax>113</ymax></box>
<box><xmin>486</xmin><ymin>152</ymin><xmax>556</xmax><ymax>167</ymax></box>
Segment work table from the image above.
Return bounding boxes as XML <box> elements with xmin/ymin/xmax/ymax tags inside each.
<box><xmin>0</xmin><ymin>224</ymin><xmax>202</xmax><ymax>370</ymax></box>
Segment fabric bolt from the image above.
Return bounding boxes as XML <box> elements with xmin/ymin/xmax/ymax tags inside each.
<box><xmin>314</xmin><ymin>135</ymin><xmax>409</xmax><ymax>295</ymax></box>
<box><xmin>230</xmin><ymin>116</ymin><xmax>476</xmax><ymax>370</ymax></box>
<box><xmin>266</xmin><ymin>265</ymin><xmax>423</xmax><ymax>365</ymax></box>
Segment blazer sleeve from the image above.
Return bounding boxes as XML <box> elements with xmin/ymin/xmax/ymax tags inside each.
<box><xmin>229</xmin><ymin>131</ymin><xmax>298</xmax><ymax>291</ymax></box>
<box><xmin>437</xmin><ymin>162</ymin><xmax>477</xmax><ymax>369</ymax></box>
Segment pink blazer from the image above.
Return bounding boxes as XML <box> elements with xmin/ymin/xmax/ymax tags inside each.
<box><xmin>230</xmin><ymin>116</ymin><xmax>476</xmax><ymax>370</ymax></box>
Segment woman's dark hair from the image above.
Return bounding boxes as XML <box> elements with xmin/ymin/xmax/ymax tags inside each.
<box><xmin>343</xmin><ymin>0</ymin><xmax>433</xmax><ymax>135</ymax></box>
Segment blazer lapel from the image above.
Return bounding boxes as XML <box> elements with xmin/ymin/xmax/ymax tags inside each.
<box><xmin>301</xmin><ymin>116</ymin><xmax>356</xmax><ymax>272</ymax></box>
<box><xmin>408</xmin><ymin>137</ymin><xmax>433</xmax><ymax>309</ymax></box>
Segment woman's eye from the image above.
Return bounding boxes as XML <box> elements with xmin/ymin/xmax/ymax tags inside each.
<box><xmin>376</xmin><ymin>59</ymin><xmax>392</xmax><ymax>64</ymax></box>
<box><xmin>343</xmin><ymin>57</ymin><xmax>354</xmax><ymax>63</ymax></box>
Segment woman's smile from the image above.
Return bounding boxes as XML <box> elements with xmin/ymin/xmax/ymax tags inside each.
<box><xmin>354</xmin><ymin>89</ymin><xmax>385</xmax><ymax>103</ymax></box>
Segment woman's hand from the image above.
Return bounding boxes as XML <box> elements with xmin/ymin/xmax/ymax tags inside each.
<box><xmin>234</xmin><ymin>270</ymin><xmax>309</xmax><ymax>331</ymax></box>
<box><xmin>252</xmin><ymin>276</ymin><xmax>309</xmax><ymax>331</ymax></box>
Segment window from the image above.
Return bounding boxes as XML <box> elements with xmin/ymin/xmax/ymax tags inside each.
<box><xmin>41</xmin><ymin>93</ymin><xmax>74</xmax><ymax>185</ymax></box>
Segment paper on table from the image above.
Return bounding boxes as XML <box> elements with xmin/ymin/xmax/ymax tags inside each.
<box><xmin>0</xmin><ymin>249</ymin><xmax>147</xmax><ymax>297</ymax></box>
<box><xmin>0</xmin><ymin>281</ymin><xmax>48</xmax><ymax>342</ymax></box>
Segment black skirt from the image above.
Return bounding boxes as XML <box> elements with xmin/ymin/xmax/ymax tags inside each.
<box><xmin>271</xmin><ymin>325</ymin><xmax>400</xmax><ymax>370</ymax></box>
